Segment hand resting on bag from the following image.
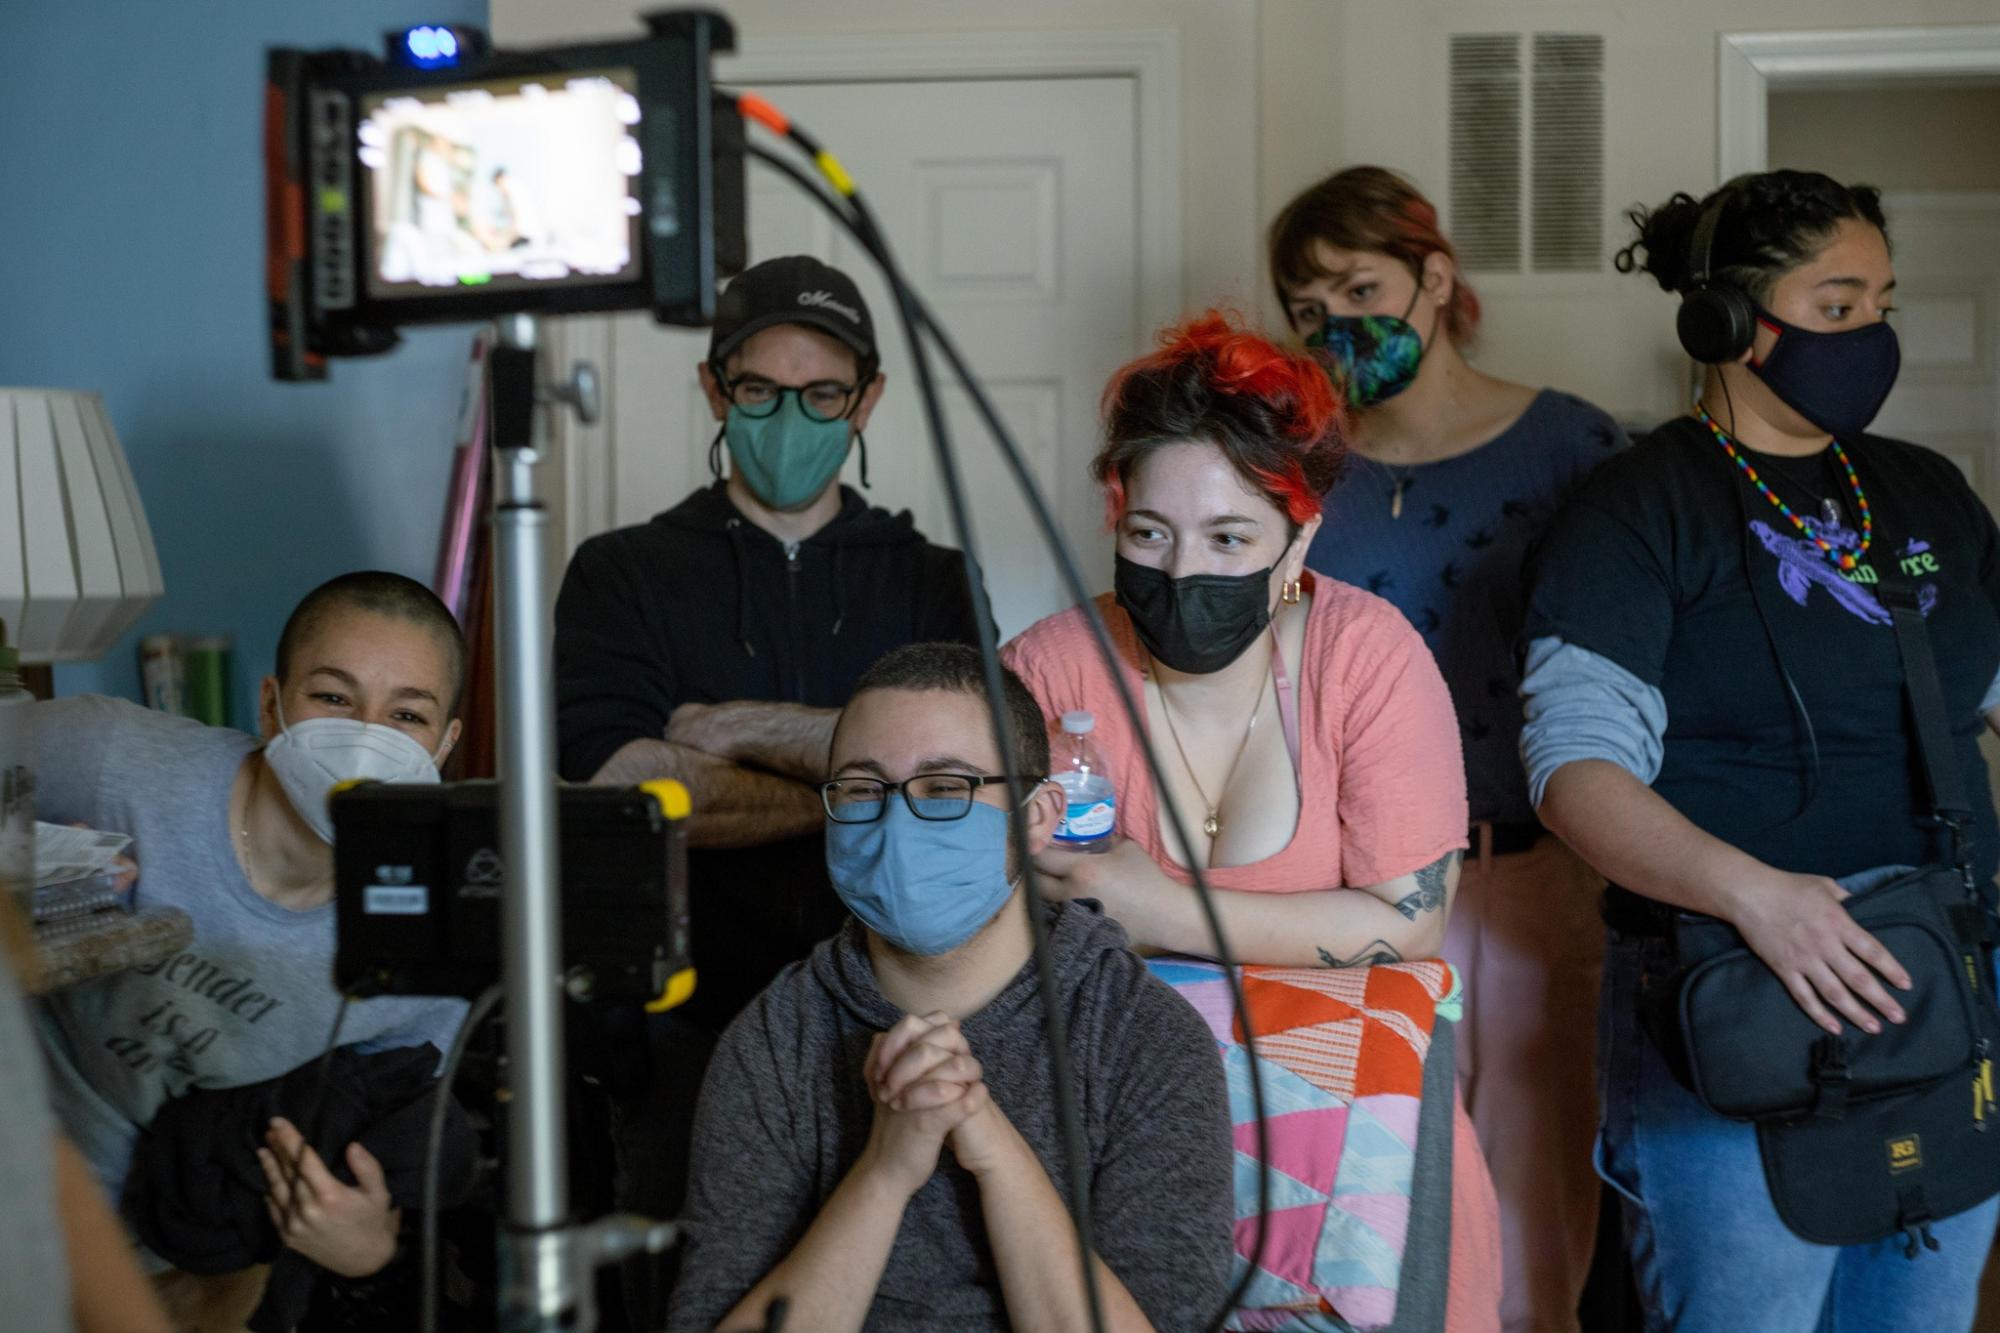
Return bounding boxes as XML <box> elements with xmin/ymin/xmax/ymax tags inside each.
<box><xmin>1732</xmin><ymin>869</ymin><xmax>1914</xmax><ymax>1037</ymax></box>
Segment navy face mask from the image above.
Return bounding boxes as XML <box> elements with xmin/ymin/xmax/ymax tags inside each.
<box><xmin>1750</xmin><ymin>307</ymin><xmax>1901</xmax><ymax>438</ymax></box>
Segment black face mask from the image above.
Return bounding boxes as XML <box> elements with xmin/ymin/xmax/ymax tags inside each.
<box><xmin>1750</xmin><ymin>307</ymin><xmax>1901</xmax><ymax>438</ymax></box>
<box><xmin>1114</xmin><ymin>554</ymin><xmax>1276</xmax><ymax>675</ymax></box>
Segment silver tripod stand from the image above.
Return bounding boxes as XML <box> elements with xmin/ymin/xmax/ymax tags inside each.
<box><xmin>487</xmin><ymin>314</ymin><xmax>679</xmax><ymax>1332</ymax></box>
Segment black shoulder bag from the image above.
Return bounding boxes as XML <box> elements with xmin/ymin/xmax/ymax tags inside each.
<box><xmin>1662</xmin><ymin>578</ymin><xmax>2000</xmax><ymax>1253</ymax></box>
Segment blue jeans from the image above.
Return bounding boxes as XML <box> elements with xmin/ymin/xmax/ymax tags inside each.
<box><xmin>1596</xmin><ymin>923</ymin><xmax>2000</xmax><ymax>1333</ymax></box>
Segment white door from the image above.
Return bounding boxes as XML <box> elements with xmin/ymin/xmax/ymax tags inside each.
<box><xmin>1872</xmin><ymin>192</ymin><xmax>2000</xmax><ymax>497</ymax></box>
<box><xmin>1869</xmin><ymin>193</ymin><xmax>2000</xmax><ymax>781</ymax></box>
<box><xmin>584</xmin><ymin>75</ymin><xmax>1142</xmax><ymax>641</ymax></box>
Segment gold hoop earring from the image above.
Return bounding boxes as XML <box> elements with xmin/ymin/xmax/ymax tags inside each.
<box><xmin>1280</xmin><ymin>579</ymin><xmax>1302</xmax><ymax>606</ymax></box>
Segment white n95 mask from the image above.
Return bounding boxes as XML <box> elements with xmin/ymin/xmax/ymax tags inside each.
<box><xmin>263</xmin><ymin>706</ymin><xmax>443</xmax><ymax>843</ymax></box>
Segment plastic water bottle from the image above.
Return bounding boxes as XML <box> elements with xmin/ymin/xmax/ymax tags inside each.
<box><xmin>1050</xmin><ymin>711</ymin><xmax>1115</xmax><ymax>853</ymax></box>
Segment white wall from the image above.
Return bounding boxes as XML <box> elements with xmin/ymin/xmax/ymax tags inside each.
<box><xmin>1328</xmin><ymin>1</ymin><xmax>2000</xmax><ymax>423</ymax></box>
<box><xmin>496</xmin><ymin>0</ymin><xmax>2000</xmax><ymax>428</ymax></box>
<box><xmin>1770</xmin><ymin>84</ymin><xmax>2000</xmax><ymax>192</ymax></box>
<box><xmin>494</xmin><ymin>0</ymin><xmax>1264</xmax><ymax>313</ymax></box>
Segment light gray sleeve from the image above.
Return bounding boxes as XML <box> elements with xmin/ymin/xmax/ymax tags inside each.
<box><xmin>28</xmin><ymin>694</ymin><xmax>125</xmax><ymax>827</ymax></box>
<box><xmin>1981</xmin><ymin>666</ymin><xmax>2000</xmax><ymax>718</ymax></box>
<box><xmin>1519</xmin><ymin>635</ymin><xmax>1668</xmax><ymax>810</ymax></box>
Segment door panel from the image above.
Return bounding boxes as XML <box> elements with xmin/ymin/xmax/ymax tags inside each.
<box><xmin>1871</xmin><ymin>194</ymin><xmax>2000</xmax><ymax>787</ymax></box>
<box><xmin>596</xmin><ymin>75</ymin><xmax>1141</xmax><ymax>641</ymax></box>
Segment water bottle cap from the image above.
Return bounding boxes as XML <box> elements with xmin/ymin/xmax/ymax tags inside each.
<box><xmin>1060</xmin><ymin>710</ymin><xmax>1095</xmax><ymax>735</ymax></box>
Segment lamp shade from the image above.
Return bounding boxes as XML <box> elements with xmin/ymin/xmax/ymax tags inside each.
<box><xmin>0</xmin><ymin>389</ymin><xmax>164</xmax><ymax>663</ymax></box>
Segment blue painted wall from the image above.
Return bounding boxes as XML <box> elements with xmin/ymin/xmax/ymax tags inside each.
<box><xmin>0</xmin><ymin>0</ymin><xmax>487</xmax><ymax>724</ymax></box>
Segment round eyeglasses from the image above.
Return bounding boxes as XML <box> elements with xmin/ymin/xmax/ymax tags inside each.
<box><xmin>818</xmin><ymin>773</ymin><xmax>1029</xmax><ymax>824</ymax></box>
<box><xmin>720</xmin><ymin>373</ymin><xmax>859</xmax><ymax>423</ymax></box>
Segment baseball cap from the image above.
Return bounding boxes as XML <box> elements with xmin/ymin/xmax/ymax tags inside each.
<box><xmin>707</xmin><ymin>255</ymin><xmax>877</xmax><ymax>370</ymax></box>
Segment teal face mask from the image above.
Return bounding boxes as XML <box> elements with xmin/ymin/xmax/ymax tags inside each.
<box><xmin>722</xmin><ymin>397</ymin><xmax>853</xmax><ymax>511</ymax></box>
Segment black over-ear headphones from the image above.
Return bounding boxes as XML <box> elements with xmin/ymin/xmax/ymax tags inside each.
<box><xmin>1675</xmin><ymin>188</ymin><xmax>1758</xmax><ymax>364</ymax></box>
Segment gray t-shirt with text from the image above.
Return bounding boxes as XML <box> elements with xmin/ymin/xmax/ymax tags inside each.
<box><xmin>32</xmin><ymin>696</ymin><xmax>464</xmax><ymax>1198</ymax></box>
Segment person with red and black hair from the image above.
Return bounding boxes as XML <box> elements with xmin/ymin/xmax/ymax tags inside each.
<box><xmin>1004</xmin><ymin>311</ymin><xmax>1502</xmax><ymax>1330</ymax></box>
<box><xmin>1269</xmin><ymin>166</ymin><xmax>1624</xmax><ymax>1333</ymax></box>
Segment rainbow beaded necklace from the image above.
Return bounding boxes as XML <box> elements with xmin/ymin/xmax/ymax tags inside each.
<box><xmin>1696</xmin><ymin>403</ymin><xmax>1873</xmax><ymax>573</ymax></box>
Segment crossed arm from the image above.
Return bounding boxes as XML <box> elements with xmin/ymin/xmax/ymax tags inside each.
<box><xmin>590</xmin><ymin>701</ymin><xmax>838</xmax><ymax>849</ymax></box>
<box><xmin>1031</xmin><ymin>840</ymin><xmax>1462</xmax><ymax>967</ymax></box>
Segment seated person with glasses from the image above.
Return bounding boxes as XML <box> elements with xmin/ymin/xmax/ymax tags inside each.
<box><xmin>666</xmin><ymin>642</ymin><xmax>1233</xmax><ymax>1333</ymax></box>
<box><xmin>556</xmin><ymin>256</ymin><xmax>987</xmax><ymax>1324</ymax></box>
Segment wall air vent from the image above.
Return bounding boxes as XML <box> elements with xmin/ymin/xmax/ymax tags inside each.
<box><xmin>1531</xmin><ymin>33</ymin><xmax>1605</xmax><ymax>272</ymax></box>
<box><xmin>1450</xmin><ymin>31</ymin><xmax>1607</xmax><ymax>273</ymax></box>
<box><xmin>1449</xmin><ymin>34</ymin><xmax>1523</xmax><ymax>271</ymax></box>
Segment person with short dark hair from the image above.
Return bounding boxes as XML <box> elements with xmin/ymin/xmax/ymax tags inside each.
<box><xmin>1523</xmin><ymin>170</ymin><xmax>2000</xmax><ymax>1328</ymax></box>
<box><xmin>667</xmin><ymin>643</ymin><xmax>1233</xmax><ymax>1332</ymax></box>
<box><xmin>32</xmin><ymin>570</ymin><xmax>468</xmax><ymax>1310</ymax></box>
<box><xmin>555</xmin><ymin>255</ymin><xmax>988</xmax><ymax>1323</ymax></box>
<box><xmin>1268</xmin><ymin>165</ymin><xmax>1625</xmax><ymax>1333</ymax></box>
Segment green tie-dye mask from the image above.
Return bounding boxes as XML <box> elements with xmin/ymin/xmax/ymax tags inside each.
<box><xmin>1306</xmin><ymin>288</ymin><xmax>1427</xmax><ymax>407</ymax></box>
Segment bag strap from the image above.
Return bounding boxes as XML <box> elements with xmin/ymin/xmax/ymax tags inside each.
<box><xmin>1878</xmin><ymin>578</ymin><xmax>1975</xmax><ymax>867</ymax></box>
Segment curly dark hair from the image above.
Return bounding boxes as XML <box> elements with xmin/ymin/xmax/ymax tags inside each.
<box><xmin>1614</xmin><ymin>169</ymin><xmax>1888</xmax><ymax>303</ymax></box>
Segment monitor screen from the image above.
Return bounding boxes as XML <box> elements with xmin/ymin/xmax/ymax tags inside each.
<box><xmin>359</xmin><ymin>69</ymin><xmax>643</xmax><ymax>299</ymax></box>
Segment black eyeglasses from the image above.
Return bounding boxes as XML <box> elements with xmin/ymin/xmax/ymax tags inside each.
<box><xmin>818</xmin><ymin>773</ymin><xmax>1034</xmax><ymax>824</ymax></box>
<box><xmin>719</xmin><ymin>372</ymin><xmax>860</xmax><ymax>423</ymax></box>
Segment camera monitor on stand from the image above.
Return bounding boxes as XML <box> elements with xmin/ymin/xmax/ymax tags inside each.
<box><xmin>266</xmin><ymin>8</ymin><xmax>744</xmax><ymax>379</ymax></box>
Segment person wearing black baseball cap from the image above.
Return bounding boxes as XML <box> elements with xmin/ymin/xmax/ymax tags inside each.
<box><xmin>700</xmin><ymin>254</ymin><xmax>882</xmax><ymax>512</ymax></box>
<box><xmin>553</xmin><ymin>254</ymin><xmax>986</xmax><ymax>1326</ymax></box>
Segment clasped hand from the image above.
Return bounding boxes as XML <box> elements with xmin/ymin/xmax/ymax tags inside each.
<box><xmin>858</xmin><ymin>1012</ymin><xmax>1009</xmax><ymax>1199</ymax></box>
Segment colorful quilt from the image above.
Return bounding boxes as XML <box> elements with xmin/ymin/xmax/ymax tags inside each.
<box><xmin>1147</xmin><ymin>958</ymin><xmax>1463</xmax><ymax>1332</ymax></box>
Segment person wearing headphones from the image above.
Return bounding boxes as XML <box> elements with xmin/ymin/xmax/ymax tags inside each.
<box><xmin>1521</xmin><ymin>170</ymin><xmax>2000</xmax><ymax>1329</ymax></box>
<box><xmin>1269</xmin><ymin>166</ymin><xmax>1625</xmax><ymax>1333</ymax></box>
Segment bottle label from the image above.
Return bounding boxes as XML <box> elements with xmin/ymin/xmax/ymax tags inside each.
<box><xmin>1055</xmin><ymin>797</ymin><xmax>1115</xmax><ymax>842</ymax></box>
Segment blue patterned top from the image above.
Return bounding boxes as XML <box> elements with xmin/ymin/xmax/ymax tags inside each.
<box><xmin>1307</xmin><ymin>389</ymin><xmax>1626</xmax><ymax>823</ymax></box>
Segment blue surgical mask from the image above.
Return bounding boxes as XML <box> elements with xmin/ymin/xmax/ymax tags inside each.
<box><xmin>826</xmin><ymin>800</ymin><xmax>1017</xmax><ymax>956</ymax></box>
<box><xmin>722</xmin><ymin>398</ymin><xmax>852</xmax><ymax>511</ymax></box>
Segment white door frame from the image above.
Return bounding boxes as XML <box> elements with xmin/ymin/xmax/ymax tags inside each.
<box><xmin>1718</xmin><ymin>25</ymin><xmax>2000</xmax><ymax>181</ymax></box>
<box><xmin>552</xmin><ymin>29</ymin><xmax>1185</xmax><ymax>554</ymax></box>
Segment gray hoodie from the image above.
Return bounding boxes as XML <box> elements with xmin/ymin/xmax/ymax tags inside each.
<box><xmin>667</xmin><ymin>900</ymin><xmax>1234</xmax><ymax>1332</ymax></box>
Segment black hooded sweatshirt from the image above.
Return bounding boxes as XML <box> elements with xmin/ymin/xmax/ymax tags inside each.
<box><xmin>555</xmin><ymin>481</ymin><xmax>984</xmax><ymax>1028</ymax></box>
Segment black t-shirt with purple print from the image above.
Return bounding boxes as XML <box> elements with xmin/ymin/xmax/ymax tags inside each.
<box><xmin>1523</xmin><ymin>415</ymin><xmax>2000</xmax><ymax>884</ymax></box>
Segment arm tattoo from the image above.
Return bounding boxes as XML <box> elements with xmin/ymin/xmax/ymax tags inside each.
<box><xmin>1392</xmin><ymin>850</ymin><xmax>1459</xmax><ymax>920</ymax></box>
<box><xmin>1317</xmin><ymin>941</ymin><xmax>1403</xmax><ymax>969</ymax></box>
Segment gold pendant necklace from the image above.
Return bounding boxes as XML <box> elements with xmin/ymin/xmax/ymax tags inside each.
<box><xmin>1153</xmin><ymin>655</ymin><xmax>1270</xmax><ymax>841</ymax></box>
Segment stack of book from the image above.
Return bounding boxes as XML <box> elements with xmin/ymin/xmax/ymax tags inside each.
<box><xmin>27</xmin><ymin>822</ymin><xmax>192</xmax><ymax>992</ymax></box>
